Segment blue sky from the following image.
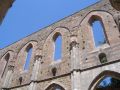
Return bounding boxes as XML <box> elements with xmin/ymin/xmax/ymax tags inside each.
<box><xmin>0</xmin><ymin>0</ymin><xmax>100</xmax><ymax>49</ymax></box>
<box><xmin>92</xmin><ymin>20</ymin><xmax>106</xmax><ymax>47</ymax></box>
<box><xmin>0</xmin><ymin>0</ymin><xmax>116</xmax><ymax>86</ymax></box>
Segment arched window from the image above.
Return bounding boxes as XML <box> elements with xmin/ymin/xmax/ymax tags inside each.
<box><xmin>89</xmin><ymin>71</ymin><xmax>120</xmax><ymax>90</ymax></box>
<box><xmin>96</xmin><ymin>76</ymin><xmax>120</xmax><ymax>90</ymax></box>
<box><xmin>99</xmin><ymin>53</ymin><xmax>107</xmax><ymax>64</ymax></box>
<box><xmin>46</xmin><ymin>83</ymin><xmax>65</xmax><ymax>90</ymax></box>
<box><xmin>24</xmin><ymin>44</ymin><xmax>33</xmax><ymax>70</ymax></box>
<box><xmin>91</xmin><ymin>18</ymin><xmax>107</xmax><ymax>47</ymax></box>
<box><xmin>53</xmin><ymin>33</ymin><xmax>62</xmax><ymax>61</ymax></box>
<box><xmin>0</xmin><ymin>53</ymin><xmax>10</xmax><ymax>78</ymax></box>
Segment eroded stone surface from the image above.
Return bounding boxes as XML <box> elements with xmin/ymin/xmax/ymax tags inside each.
<box><xmin>0</xmin><ymin>0</ymin><xmax>120</xmax><ymax>90</ymax></box>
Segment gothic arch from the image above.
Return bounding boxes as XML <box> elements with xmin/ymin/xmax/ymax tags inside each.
<box><xmin>16</xmin><ymin>41</ymin><xmax>38</xmax><ymax>72</ymax></box>
<box><xmin>80</xmin><ymin>10</ymin><xmax>119</xmax><ymax>51</ymax></box>
<box><xmin>89</xmin><ymin>15</ymin><xmax>108</xmax><ymax>47</ymax></box>
<box><xmin>0</xmin><ymin>50</ymin><xmax>14</xmax><ymax>78</ymax></box>
<box><xmin>43</xmin><ymin>26</ymin><xmax>71</xmax><ymax>46</ymax></box>
<box><xmin>79</xmin><ymin>10</ymin><xmax>114</xmax><ymax>24</ymax></box>
<box><xmin>43</xmin><ymin>26</ymin><xmax>71</xmax><ymax>45</ymax></box>
<box><xmin>17</xmin><ymin>40</ymin><xmax>38</xmax><ymax>55</ymax></box>
<box><xmin>45</xmin><ymin>83</ymin><xmax>65</xmax><ymax>90</ymax></box>
<box><xmin>88</xmin><ymin>70</ymin><xmax>120</xmax><ymax>90</ymax></box>
<box><xmin>42</xmin><ymin>27</ymin><xmax>71</xmax><ymax>64</ymax></box>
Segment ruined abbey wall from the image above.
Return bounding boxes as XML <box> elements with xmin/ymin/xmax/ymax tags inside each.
<box><xmin>0</xmin><ymin>0</ymin><xmax>120</xmax><ymax>90</ymax></box>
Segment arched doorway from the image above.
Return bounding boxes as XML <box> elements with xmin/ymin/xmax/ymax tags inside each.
<box><xmin>89</xmin><ymin>70</ymin><xmax>120</xmax><ymax>90</ymax></box>
<box><xmin>45</xmin><ymin>83</ymin><xmax>65</xmax><ymax>90</ymax></box>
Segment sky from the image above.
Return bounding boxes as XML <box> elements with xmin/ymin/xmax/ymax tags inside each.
<box><xmin>0</xmin><ymin>0</ymin><xmax>116</xmax><ymax>86</ymax></box>
<box><xmin>92</xmin><ymin>20</ymin><xmax>106</xmax><ymax>47</ymax></box>
<box><xmin>0</xmin><ymin>0</ymin><xmax>100</xmax><ymax>49</ymax></box>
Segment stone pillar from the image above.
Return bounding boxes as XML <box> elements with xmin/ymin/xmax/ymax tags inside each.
<box><xmin>70</xmin><ymin>41</ymin><xmax>79</xmax><ymax>70</ymax></box>
<box><xmin>70</xmin><ymin>41</ymin><xmax>81</xmax><ymax>90</ymax></box>
<box><xmin>71</xmin><ymin>71</ymin><xmax>81</xmax><ymax>90</ymax></box>
<box><xmin>29</xmin><ymin>55</ymin><xmax>42</xmax><ymax>90</ymax></box>
<box><xmin>16</xmin><ymin>88</ymin><xmax>22</xmax><ymax>90</ymax></box>
<box><xmin>2</xmin><ymin>65</ymin><xmax>14</xmax><ymax>89</ymax></box>
<box><xmin>29</xmin><ymin>82</ymin><xmax>37</xmax><ymax>90</ymax></box>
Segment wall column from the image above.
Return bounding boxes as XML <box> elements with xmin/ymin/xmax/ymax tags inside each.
<box><xmin>70</xmin><ymin>41</ymin><xmax>81</xmax><ymax>90</ymax></box>
<box><xmin>71</xmin><ymin>71</ymin><xmax>81</xmax><ymax>90</ymax></box>
<box><xmin>29</xmin><ymin>82</ymin><xmax>37</xmax><ymax>90</ymax></box>
<box><xmin>29</xmin><ymin>55</ymin><xmax>42</xmax><ymax>90</ymax></box>
<box><xmin>2</xmin><ymin>65</ymin><xmax>14</xmax><ymax>89</ymax></box>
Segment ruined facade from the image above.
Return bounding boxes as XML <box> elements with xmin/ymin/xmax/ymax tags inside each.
<box><xmin>0</xmin><ymin>0</ymin><xmax>14</xmax><ymax>24</ymax></box>
<box><xmin>0</xmin><ymin>0</ymin><xmax>120</xmax><ymax>90</ymax></box>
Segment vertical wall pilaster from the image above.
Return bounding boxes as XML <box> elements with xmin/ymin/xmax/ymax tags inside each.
<box><xmin>2</xmin><ymin>65</ymin><xmax>14</xmax><ymax>89</ymax></box>
<box><xmin>70</xmin><ymin>41</ymin><xmax>80</xmax><ymax>70</ymax></box>
<box><xmin>29</xmin><ymin>82</ymin><xmax>37</xmax><ymax>90</ymax></box>
<box><xmin>70</xmin><ymin>40</ymin><xmax>81</xmax><ymax>90</ymax></box>
<box><xmin>71</xmin><ymin>71</ymin><xmax>81</xmax><ymax>90</ymax></box>
<box><xmin>16</xmin><ymin>88</ymin><xmax>22</xmax><ymax>90</ymax></box>
<box><xmin>29</xmin><ymin>55</ymin><xmax>42</xmax><ymax>90</ymax></box>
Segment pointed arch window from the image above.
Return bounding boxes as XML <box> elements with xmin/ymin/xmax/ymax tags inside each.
<box><xmin>53</xmin><ymin>33</ymin><xmax>62</xmax><ymax>61</ymax></box>
<box><xmin>89</xmin><ymin>71</ymin><xmax>120</xmax><ymax>90</ymax></box>
<box><xmin>91</xmin><ymin>17</ymin><xmax>107</xmax><ymax>47</ymax></box>
<box><xmin>0</xmin><ymin>53</ymin><xmax>10</xmax><ymax>78</ymax></box>
<box><xmin>24</xmin><ymin>44</ymin><xmax>33</xmax><ymax>70</ymax></box>
<box><xmin>46</xmin><ymin>83</ymin><xmax>65</xmax><ymax>90</ymax></box>
<box><xmin>96</xmin><ymin>76</ymin><xmax>120</xmax><ymax>90</ymax></box>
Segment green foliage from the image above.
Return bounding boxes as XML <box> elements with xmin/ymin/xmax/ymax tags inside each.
<box><xmin>100</xmin><ymin>56</ymin><xmax>107</xmax><ymax>64</ymax></box>
<box><xmin>99</xmin><ymin>53</ymin><xmax>107</xmax><ymax>64</ymax></box>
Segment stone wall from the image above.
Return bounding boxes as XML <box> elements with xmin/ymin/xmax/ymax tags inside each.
<box><xmin>0</xmin><ymin>0</ymin><xmax>120</xmax><ymax>90</ymax></box>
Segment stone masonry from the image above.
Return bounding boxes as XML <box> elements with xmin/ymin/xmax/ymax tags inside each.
<box><xmin>0</xmin><ymin>0</ymin><xmax>14</xmax><ymax>24</ymax></box>
<box><xmin>0</xmin><ymin>0</ymin><xmax>120</xmax><ymax>90</ymax></box>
